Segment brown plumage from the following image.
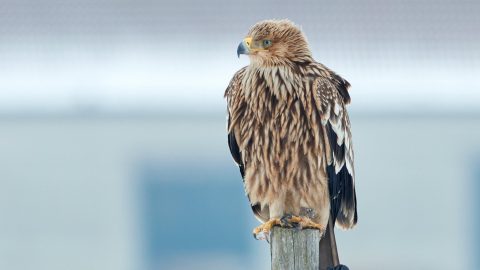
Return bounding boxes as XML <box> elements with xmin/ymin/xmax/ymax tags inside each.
<box><xmin>225</xmin><ymin>20</ymin><xmax>357</xmax><ymax>237</ymax></box>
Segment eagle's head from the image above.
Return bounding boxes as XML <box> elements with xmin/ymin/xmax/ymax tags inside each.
<box><xmin>237</xmin><ymin>19</ymin><xmax>312</xmax><ymax>66</ymax></box>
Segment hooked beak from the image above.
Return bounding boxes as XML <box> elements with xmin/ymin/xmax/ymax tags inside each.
<box><xmin>237</xmin><ymin>37</ymin><xmax>252</xmax><ymax>58</ymax></box>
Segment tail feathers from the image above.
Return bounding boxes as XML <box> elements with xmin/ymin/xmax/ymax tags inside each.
<box><xmin>334</xmin><ymin>190</ymin><xmax>357</xmax><ymax>230</ymax></box>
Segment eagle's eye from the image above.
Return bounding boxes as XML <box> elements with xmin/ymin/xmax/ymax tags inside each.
<box><xmin>262</xmin><ymin>39</ymin><xmax>272</xmax><ymax>47</ymax></box>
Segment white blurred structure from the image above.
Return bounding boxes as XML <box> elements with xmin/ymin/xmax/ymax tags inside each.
<box><xmin>0</xmin><ymin>0</ymin><xmax>479</xmax><ymax>113</ymax></box>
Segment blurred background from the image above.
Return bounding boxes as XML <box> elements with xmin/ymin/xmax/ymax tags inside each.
<box><xmin>0</xmin><ymin>0</ymin><xmax>479</xmax><ymax>269</ymax></box>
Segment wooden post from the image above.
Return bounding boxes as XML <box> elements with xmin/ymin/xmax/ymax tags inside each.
<box><xmin>270</xmin><ymin>218</ymin><xmax>339</xmax><ymax>270</ymax></box>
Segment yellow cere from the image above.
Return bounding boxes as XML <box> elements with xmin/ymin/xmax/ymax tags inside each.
<box><xmin>243</xmin><ymin>36</ymin><xmax>270</xmax><ymax>52</ymax></box>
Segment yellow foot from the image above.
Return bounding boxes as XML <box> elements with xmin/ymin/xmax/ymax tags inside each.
<box><xmin>282</xmin><ymin>214</ymin><xmax>326</xmax><ymax>236</ymax></box>
<box><xmin>252</xmin><ymin>218</ymin><xmax>281</xmax><ymax>240</ymax></box>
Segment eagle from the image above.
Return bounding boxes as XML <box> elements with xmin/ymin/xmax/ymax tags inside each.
<box><xmin>225</xmin><ymin>19</ymin><xmax>357</xmax><ymax>240</ymax></box>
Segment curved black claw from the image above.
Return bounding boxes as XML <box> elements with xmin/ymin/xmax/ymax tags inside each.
<box><xmin>280</xmin><ymin>214</ymin><xmax>293</xmax><ymax>227</ymax></box>
<box><xmin>280</xmin><ymin>213</ymin><xmax>302</xmax><ymax>230</ymax></box>
<box><xmin>253</xmin><ymin>231</ymin><xmax>267</xmax><ymax>241</ymax></box>
<box><xmin>327</xmin><ymin>265</ymin><xmax>350</xmax><ymax>270</ymax></box>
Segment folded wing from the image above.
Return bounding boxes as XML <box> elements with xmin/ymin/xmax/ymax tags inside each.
<box><xmin>314</xmin><ymin>73</ymin><xmax>357</xmax><ymax>229</ymax></box>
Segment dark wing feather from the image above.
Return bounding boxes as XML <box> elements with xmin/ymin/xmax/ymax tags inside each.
<box><xmin>315</xmin><ymin>75</ymin><xmax>357</xmax><ymax>229</ymax></box>
<box><xmin>225</xmin><ymin>67</ymin><xmax>266</xmax><ymax>221</ymax></box>
<box><xmin>227</xmin><ymin>115</ymin><xmax>245</xmax><ymax>178</ymax></box>
<box><xmin>227</xmin><ymin>114</ymin><xmax>264</xmax><ymax>220</ymax></box>
<box><xmin>225</xmin><ymin>67</ymin><xmax>247</xmax><ymax>179</ymax></box>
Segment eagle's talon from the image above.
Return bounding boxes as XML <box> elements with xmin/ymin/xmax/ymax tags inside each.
<box><xmin>280</xmin><ymin>213</ymin><xmax>293</xmax><ymax>227</ymax></box>
<box><xmin>286</xmin><ymin>215</ymin><xmax>326</xmax><ymax>233</ymax></box>
<box><xmin>252</xmin><ymin>218</ymin><xmax>281</xmax><ymax>241</ymax></box>
<box><xmin>280</xmin><ymin>214</ymin><xmax>301</xmax><ymax>230</ymax></box>
<box><xmin>264</xmin><ymin>231</ymin><xmax>271</xmax><ymax>243</ymax></box>
<box><xmin>252</xmin><ymin>216</ymin><xmax>325</xmax><ymax>240</ymax></box>
<box><xmin>253</xmin><ymin>231</ymin><xmax>267</xmax><ymax>240</ymax></box>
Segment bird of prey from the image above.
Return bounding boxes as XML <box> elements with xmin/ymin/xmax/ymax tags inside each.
<box><xmin>225</xmin><ymin>19</ymin><xmax>357</xmax><ymax>240</ymax></box>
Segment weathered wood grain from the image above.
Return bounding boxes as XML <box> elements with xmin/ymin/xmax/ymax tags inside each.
<box><xmin>270</xmin><ymin>219</ymin><xmax>339</xmax><ymax>270</ymax></box>
<box><xmin>270</xmin><ymin>227</ymin><xmax>320</xmax><ymax>270</ymax></box>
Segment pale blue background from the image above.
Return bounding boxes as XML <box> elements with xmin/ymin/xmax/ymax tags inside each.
<box><xmin>0</xmin><ymin>1</ymin><xmax>479</xmax><ymax>269</ymax></box>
